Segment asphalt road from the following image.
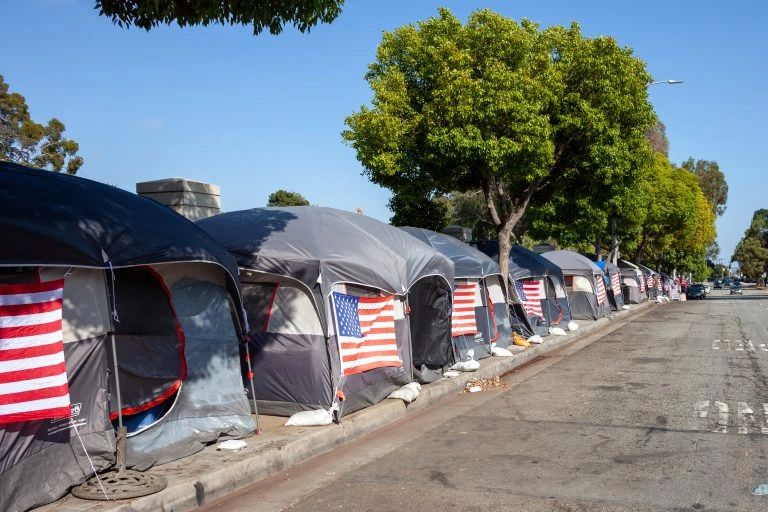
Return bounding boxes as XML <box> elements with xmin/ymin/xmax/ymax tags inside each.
<box><xmin>198</xmin><ymin>288</ymin><xmax>768</xmax><ymax>512</ymax></box>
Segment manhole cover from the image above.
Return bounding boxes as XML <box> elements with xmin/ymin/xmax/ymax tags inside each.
<box><xmin>72</xmin><ymin>469</ymin><xmax>167</xmax><ymax>500</ymax></box>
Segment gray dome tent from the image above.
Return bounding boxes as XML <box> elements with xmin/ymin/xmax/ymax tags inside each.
<box><xmin>400</xmin><ymin>228</ymin><xmax>514</xmax><ymax>364</ymax></box>
<box><xmin>472</xmin><ymin>241</ymin><xmax>571</xmax><ymax>337</ymax></box>
<box><xmin>541</xmin><ymin>250</ymin><xmax>610</xmax><ymax>320</ymax></box>
<box><xmin>0</xmin><ymin>162</ymin><xmax>254</xmax><ymax>512</ymax></box>
<box><xmin>198</xmin><ymin>207</ymin><xmax>454</xmax><ymax>418</ymax></box>
<box><xmin>617</xmin><ymin>260</ymin><xmax>648</xmax><ymax>303</ymax></box>
<box><xmin>590</xmin><ymin>259</ymin><xmax>625</xmax><ymax>311</ymax></box>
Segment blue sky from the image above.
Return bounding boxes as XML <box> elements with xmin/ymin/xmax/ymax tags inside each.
<box><xmin>2</xmin><ymin>1</ymin><xmax>765</xmax><ymax>261</ymax></box>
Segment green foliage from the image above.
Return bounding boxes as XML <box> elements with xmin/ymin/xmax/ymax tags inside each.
<box><xmin>267</xmin><ymin>189</ymin><xmax>310</xmax><ymax>207</ymax></box>
<box><xmin>0</xmin><ymin>75</ymin><xmax>83</xmax><ymax>174</ymax></box>
<box><xmin>388</xmin><ymin>191</ymin><xmax>450</xmax><ymax>231</ymax></box>
<box><xmin>732</xmin><ymin>209</ymin><xmax>768</xmax><ymax>279</ymax></box>
<box><xmin>681</xmin><ymin>158</ymin><xmax>728</xmax><ymax>216</ymax></box>
<box><xmin>96</xmin><ymin>0</ymin><xmax>344</xmax><ymax>35</ymax></box>
<box><xmin>344</xmin><ymin>8</ymin><xmax>655</xmax><ymax>280</ymax></box>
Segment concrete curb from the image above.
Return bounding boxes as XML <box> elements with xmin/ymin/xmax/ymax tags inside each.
<box><xmin>40</xmin><ymin>301</ymin><xmax>656</xmax><ymax>512</ymax></box>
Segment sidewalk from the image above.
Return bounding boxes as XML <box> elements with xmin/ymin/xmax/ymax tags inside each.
<box><xmin>38</xmin><ymin>301</ymin><xmax>655</xmax><ymax>512</ymax></box>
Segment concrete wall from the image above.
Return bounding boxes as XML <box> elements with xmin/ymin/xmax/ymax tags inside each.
<box><xmin>136</xmin><ymin>178</ymin><xmax>221</xmax><ymax>221</ymax></box>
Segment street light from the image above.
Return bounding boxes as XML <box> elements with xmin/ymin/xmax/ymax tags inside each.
<box><xmin>649</xmin><ymin>79</ymin><xmax>684</xmax><ymax>86</ymax></box>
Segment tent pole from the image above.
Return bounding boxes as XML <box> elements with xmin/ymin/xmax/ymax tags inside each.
<box><xmin>103</xmin><ymin>266</ymin><xmax>127</xmax><ymax>472</ymax></box>
<box><xmin>481</xmin><ymin>278</ymin><xmax>494</xmax><ymax>346</ymax></box>
<box><xmin>404</xmin><ymin>295</ymin><xmax>414</xmax><ymax>383</ymax></box>
<box><xmin>243</xmin><ymin>338</ymin><xmax>260</xmax><ymax>434</ymax></box>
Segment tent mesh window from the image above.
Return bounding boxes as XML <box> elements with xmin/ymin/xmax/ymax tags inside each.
<box><xmin>106</xmin><ymin>267</ymin><xmax>184</xmax><ymax>433</ymax></box>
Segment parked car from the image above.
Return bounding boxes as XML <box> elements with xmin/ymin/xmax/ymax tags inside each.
<box><xmin>723</xmin><ymin>278</ymin><xmax>732</xmax><ymax>287</ymax></box>
<box><xmin>730</xmin><ymin>281</ymin><xmax>743</xmax><ymax>295</ymax></box>
<box><xmin>714</xmin><ymin>279</ymin><xmax>723</xmax><ymax>289</ymax></box>
<box><xmin>704</xmin><ymin>283</ymin><xmax>711</xmax><ymax>294</ymax></box>
<box><xmin>687</xmin><ymin>283</ymin><xmax>707</xmax><ymax>300</ymax></box>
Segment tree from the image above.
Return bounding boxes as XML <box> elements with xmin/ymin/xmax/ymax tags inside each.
<box><xmin>645</xmin><ymin>120</ymin><xmax>669</xmax><ymax>156</ymax></box>
<box><xmin>0</xmin><ymin>75</ymin><xmax>83</xmax><ymax>174</ymax></box>
<box><xmin>267</xmin><ymin>189</ymin><xmax>310</xmax><ymax>207</ymax></box>
<box><xmin>344</xmin><ymin>8</ymin><xmax>655</xmax><ymax>284</ymax></box>
<box><xmin>732</xmin><ymin>209</ymin><xmax>768</xmax><ymax>280</ymax></box>
<box><xmin>96</xmin><ymin>0</ymin><xmax>344</xmax><ymax>35</ymax></box>
<box><xmin>681</xmin><ymin>158</ymin><xmax>728</xmax><ymax>216</ymax></box>
<box><xmin>388</xmin><ymin>190</ymin><xmax>450</xmax><ymax>231</ymax></box>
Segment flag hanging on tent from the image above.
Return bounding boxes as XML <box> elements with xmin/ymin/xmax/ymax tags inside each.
<box><xmin>515</xmin><ymin>279</ymin><xmax>544</xmax><ymax>319</ymax></box>
<box><xmin>0</xmin><ymin>279</ymin><xmax>71</xmax><ymax>425</ymax></box>
<box><xmin>333</xmin><ymin>291</ymin><xmax>402</xmax><ymax>376</ymax></box>
<box><xmin>451</xmin><ymin>281</ymin><xmax>479</xmax><ymax>337</ymax></box>
<box><xmin>638</xmin><ymin>271</ymin><xmax>646</xmax><ymax>292</ymax></box>
<box><xmin>595</xmin><ymin>275</ymin><xmax>607</xmax><ymax>305</ymax></box>
<box><xmin>610</xmin><ymin>271</ymin><xmax>622</xmax><ymax>296</ymax></box>
<box><xmin>646</xmin><ymin>274</ymin><xmax>654</xmax><ymax>289</ymax></box>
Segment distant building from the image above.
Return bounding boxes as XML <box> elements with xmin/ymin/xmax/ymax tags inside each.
<box><xmin>443</xmin><ymin>225</ymin><xmax>472</xmax><ymax>242</ymax></box>
<box><xmin>136</xmin><ymin>178</ymin><xmax>221</xmax><ymax>221</ymax></box>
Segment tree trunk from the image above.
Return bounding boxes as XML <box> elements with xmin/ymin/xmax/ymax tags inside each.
<box><xmin>609</xmin><ymin>217</ymin><xmax>620</xmax><ymax>265</ymax></box>
<box><xmin>497</xmin><ymin>224</ymin><xmax>513</xmax><ymax>298</ymax></box>
<box><xmin>595</xmin><ymin>239</ymin><xmax>603</xmax><ymax>261</ymax></box>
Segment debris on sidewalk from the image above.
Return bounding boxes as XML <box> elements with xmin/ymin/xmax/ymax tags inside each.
<box><xmin>462</xmin><ymin>376</ymin><xmax>507</xmax><ymax>393</ymax></box>
<box><xmin>513</xmin><ymin>332</ymin><xmax>531</xmax><ymax>347</ymax></box>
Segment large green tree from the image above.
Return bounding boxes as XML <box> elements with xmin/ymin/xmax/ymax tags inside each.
<box><xmin>266</xmin><ymin>189</ymin><xmax>310</xmax><ymax>207</ymax></box>
<box><xmin>681</xmin><ymin>158</ymin><xmax>728</xmax><ymax>216</ymax></box>
<box><xmin>344</xmin><ymin>8</ymin><xmax>655</xmax><ymax>282</ymax></box>
<box><xmin>733</xmin><ymin>209</ymin><xmax>768</xmax><ymax>280</ymax></box>
<box><xmin>96</xmin><ymin>0</ymin><xmax>344</xmax><ymax>35</ymax></box>
<box><xmin>0</xmin><ymin>75</ymin><xmax>83</xmax><ymax>174</ymax></box>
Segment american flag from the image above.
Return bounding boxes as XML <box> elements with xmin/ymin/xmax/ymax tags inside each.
<box><xmin>638</xmin><ymin>271</ymin><xmax>646</xmax><ymax>292</ymax></box>
<box><xmin>514</xmin><ymin>278</ymin><xmax>544</xmax><ymax>319</ymax></box>
<box><xmin>451</xmin><ymin>281</ymin><xmax>479</xmax><ymax>337</ymax></box>
<box><xmin>610</xmin><ymin>272</ymin><xmax>622</xmax><ymax>296</ymax></box>
<box><xmin>333</xmin><ymin>292</ymin><xmax>401</xmax><ymax>376</ymax></box>
<box><xmin>0</xmin><ymin>279</ymin><xmax>70</xmax><ymax>425</ymax></box>
<box><xmin>595</xmin><ymin>275</ymin><xmax>607</xmax><ymax>305</ymax></box>
<box><xmin>646</xmin><ymin>274</ymin><xmax>654</xmax><ymax>289</ymax></box>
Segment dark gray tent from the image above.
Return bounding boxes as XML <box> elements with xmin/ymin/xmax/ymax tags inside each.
<box><xmin>541</xmin><ymin>251</ymin><xmax>610</xmax><ymax>320</ymax></box>
<box><xmin>617</xmin><ymin>260</ymin><xmax>647</xmax><ymax>304</ymax></box>
<box><xmin>0</xmin><ymin>163</ymin><xmax>254</xmax><ymax>512</ymax></box>
<box><xmin>400</xmin><ymin>228</ymin><xmax>514</xmax><ymax>361</ymax></box>
<box><xmin>471</xmin><ymin>241</ymin><xmax>571</xmax><ymax>336</ymax></box>
<box><xmin>198</xmin><ymin>207</ymin><xmax>454</xmax><ymax>418</ymax></box>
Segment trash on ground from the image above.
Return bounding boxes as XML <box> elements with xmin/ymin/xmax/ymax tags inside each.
<box><xmin>452</xmin><ymin>360</ymin><xmax>480</xmax><ymax>372</ymax></box>
<box><xmin>527</xmin><ymin>334</ymin><xmax>543</xmax><ymax>345</ymax></box>
<box><xmin>285</xmin><ymin>408</ymin><xmax>334</xmax><ymax>427</ymax></box>
<box><xmin>753</xmin><ymin>484</ymin><xmax>768</xmax><ymax>496</ymax></box>
<box><xmin>622</xmin><ymin>305</ymin><xmax>631</xmax><ymax>310</ymax></box>
<box><xmin>217</xmin><ymin>439</ymin><xmax>247</xmax><ymax>452</ymax></box>
<box><xmin>491</xmin><ymin>346</ymin><xmax>514</xmax><ymax>357</ymax></box>
<box><xmin>512</xmin><ymin>332</ymin><xmax>530</xmax><ymax>347</ymax></box>
<box><xmin>568</xmin><ymin>321</ymin><xmax>580</xmax><ymax>331</ymax></box>
<box><xmin>462</xmin><ymin>376</ymin><xmax>507</xmax><ymax>393</ymax></box>
<box><xmin>443</xmin><ymin>370</ymin><xmax>461</xmax><ymax>378</ymax></box>
<box><xmin>549</xmin><ymin>327</ymin><xmax>567</xmax><ymax>336</ymax></box>
<box><xmin>387</xmin><ymin>382</ymin><xmax>421</xmax><ymax>403</ymax></box>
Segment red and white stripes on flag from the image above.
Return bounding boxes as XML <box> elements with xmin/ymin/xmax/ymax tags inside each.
<box><xmin>0</xmin><ymin>279</ymin><xmax>70</xmax><ymax>425</ymax></box>
<box><xmin>333</xmin><ymin>292</ymin><xmax>402</xmax><ymax>376</ymax></box>
<box><xmin>638</xmin><ymin>271</ymin><xmax>646</xmax><ymax>292</ymax></box>
<box><xmin>515</xmin><ymin>278</ymin><xmax>544</xmax><ymax>319</ymax></box>
<box><xmin>610</xmin><ymin>272</ymin><xmax>622</xmax><ymax>296</ymax></box>
<box><xmin>451</xmin><ymin>281</ymin><xmax>479</xmax><ymax>337</ymax></box>
<box><xmin>595</xmin><ymin>275</ymin><xmax>607</xmax><ymax>305</ymax></box>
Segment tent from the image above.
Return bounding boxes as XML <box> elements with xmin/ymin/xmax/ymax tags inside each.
<box><xmin>400</xmin><ymin>228</ymin><xmax>513</xmax><ymax>360</ymax></box>
<box><xmin>592</xmin><ymin>260</ymin><xmax>625</xmax><ymax>311</ymax></box>
<box><xmin>0</xmin><ymin>162</ymin><xmax>254</xmax><ymax>512</ymax></box>
<box><xmin>541</xmin><ymin>251</ymin><xmax>610</xmax><ymax>320</ymax></box>
<box><xmin>198</xmin><ymin>207</ymin><xmax>454</xmax><ymax>417</ymax></box>
<box><xmin>637</xmin><ymin>264</ymin><xmax>661</xmax><ymax>300</ymax></box>
<box><xmin>617</xmin><ymin>260</ymin><xmax>647</xmax><ymax>304</ymax></box>
<box><xmin>472</xmin><ymin>241</ymin><xmax>570</xmax><ymax>337</ymax></box>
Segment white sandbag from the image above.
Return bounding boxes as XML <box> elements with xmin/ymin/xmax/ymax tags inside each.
<box><xmin>567</xmin><ymin>321</ymin><xmax>580</xmax><ymax>331</ymax></box>
<box><xmin>527</xmin><ymin>334</ymin><xmax>544</xmax><ymax>344</ymax></box>
<box><xmin>452</xmin><ymin>360</ymin><xmax>480</xmax><ymax>372</ymax></box>
<box><xmin>387</xmin><ymin>382</ymin><xmax>421</xmax><ymax>403</ymax></box>
<box><xmin>491</xmin><ymin>346</ymin><xmax>514</xmax><ymax>357</ymax></box>
<box><xmin>443</xmin><ymin>370</ymin><xmax>461</xmax><ymax>378</ymax></box>
<box><xmin>217</xmin><ymin>439</ymin><xmax>247</xmax><ymax>452</ymax></box>
<box><xmin>285</xmin><ymin>409</ymin><xmax>334</xmax><ymax>427</ymax></box>
<box><xmin>469</xmin><ymin>386</ymin><xmax>482</xmax><ymax>393</ymax></box>
<box><xmin>622</xmin><ymin>305</ymin><xmax>631</xmax><ymax>310</ymax></box>
<box><xmin>549</xmin><ymin>327</ymin><xmax>567</xmax><ymax>336</ymax></box>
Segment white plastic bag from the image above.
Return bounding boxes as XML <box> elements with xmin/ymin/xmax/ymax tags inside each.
<box><xmin>452</xmin><ymin>360</ymin><xmax>480</xmax><ymax>372</ymax></box>
<box><xmin>549</xmin><ymin>327</ymin><xmax>567</xmax><ymax>336</ymax></box>
<box><xmin>622</xmin><ymin>305</ymin><xmax>630</xmax><ymax>310</ymax></box>
<box><xmin>491</xmin><ymin>346</ymin><xmax>514</xmax><ymax>357</ymax></box>
<box><xmin>387</xmin><ymin>382</ymin><xmax>421</xmax><ymax>403</ymax></box>
<box><xmin>567</xmin><ymin>321</ymin><xmax>579</xmax><ymax>331</ymax></box>
<box><xmin>443</xmin><ymin>370</ymin><xmax>461</xmax><ymax>378</ymax></box>
<box><xmin>285</xmin><ymin>409</ymin><xmax>334</xmax><ymax>427</ymax></box>
<box><xmin>217</xmin><ymin>439</ymin><xmax>247</xmax><ymax>452</ymax></box>
<box><xmin>527</xmin><ymin>334</ymin><xmax>544</xmax><ymax>344</ymax></box>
